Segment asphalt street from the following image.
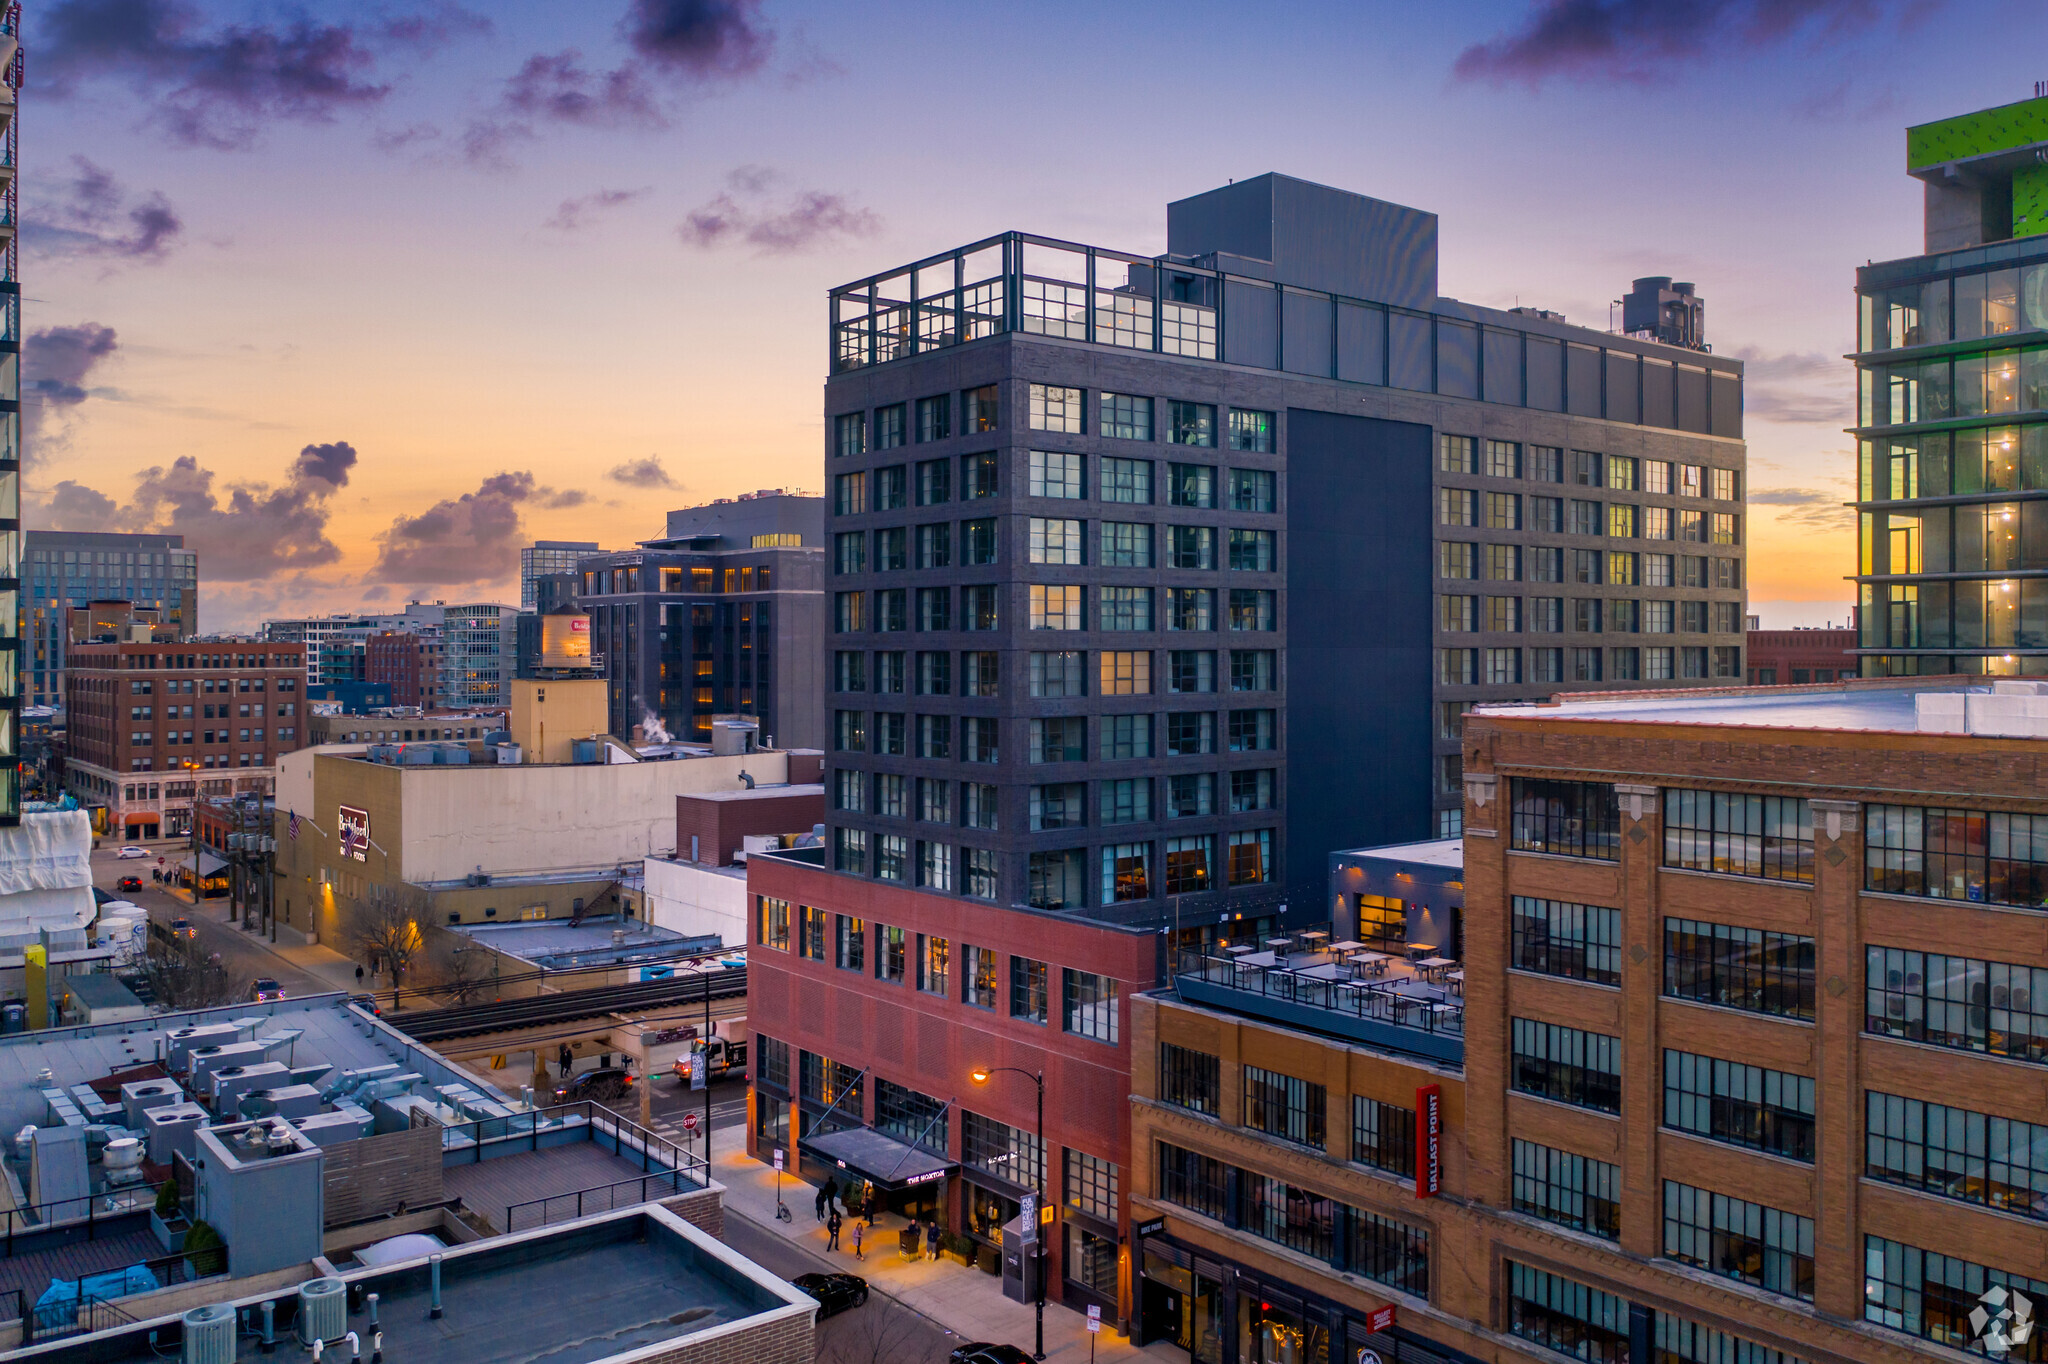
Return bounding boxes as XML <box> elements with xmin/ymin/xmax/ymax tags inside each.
<box><xmin>91</xmin><ymin>841</ymin><xmax>328</xmax><ymax>1000</ymax></box>
<box><xmin>721</xmin><ymin>1208</ymin><xmax>966</xmax><ymax>1364</ymax></box>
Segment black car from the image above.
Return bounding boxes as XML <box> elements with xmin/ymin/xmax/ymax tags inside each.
<box><xmin>950</xmin><ymin>1346</ymin><xmax>1034</xmax><ymax>1364</ymax></box>
<box><xmin>551</xmin><ymin>1066</ymin><xmax>634</xmax><ymax>1104</ymax></box>
<box><xmin>790</xmin><ymin>1272</ymin><xmax>868</xmax><ymax>1318</ymax></box>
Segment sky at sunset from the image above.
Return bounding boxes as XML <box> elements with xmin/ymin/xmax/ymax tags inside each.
<box><xmin>18</xmin><ymin>0</ymin><xmax>2037</xmax><ymax>632</ymax></box>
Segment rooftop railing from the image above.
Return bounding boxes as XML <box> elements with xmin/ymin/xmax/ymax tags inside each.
<box><xmin>1174</xmin><ymin>941</ymin><xmax>1464</xmax><ymax>1041</ymax></box>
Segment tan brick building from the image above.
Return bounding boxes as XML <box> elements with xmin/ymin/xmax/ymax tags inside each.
<box><xmin>1129</xmin><ymin>677</ymin><xmax>2047</xmax><ymax>1364</ymax></box>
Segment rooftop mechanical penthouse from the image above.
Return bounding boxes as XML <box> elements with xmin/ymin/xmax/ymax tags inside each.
<box><xmin>823</xmin><ymin>173</ymin><xmax>1749</xmax><ymax>919</ymax></box>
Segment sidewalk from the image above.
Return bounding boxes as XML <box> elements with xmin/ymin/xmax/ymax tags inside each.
<box><xmin>712</xmin><ymin>1146</ymin><xmax>1180</xmax><ymax>1364</ymax></box>
<box><xmin>178</xmin><ymin>891</ymin><xmax>366</xmax><ymax>995</ymax></box>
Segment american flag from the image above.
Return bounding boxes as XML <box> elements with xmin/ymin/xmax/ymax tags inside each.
<box><xmin>341</xmin><ymin>826</ymin><xmax>357</xmax><ymax>856</ymax></box>
<box><xmin>288</xmin><ymin>810</ymin><xmax>299</xmax><ymax>841</ymax></box>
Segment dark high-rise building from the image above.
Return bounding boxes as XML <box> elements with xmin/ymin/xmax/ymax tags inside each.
<box><xmin>522</xmin><ymin>540</ymin><xmax>599</xmax><ymax>610</ymax></box>
<box><xmin>821</xmin><ymin>173</ymin><xmax>1749</xmax><ymax>916</ymax></box>
<box><xmin>1856</xmin><ymin>94</ymin><xmax>2048</xmax><ymax>675</ymax></box>
<box><xmin>25</xmin><ymin>532</ymin><xmax>197</xmax><ymax>708</ymax></box>
<box><xmin>576</xmin><ymin>491</ymin><xmax>824</xmax><ymax>748</ymax></box>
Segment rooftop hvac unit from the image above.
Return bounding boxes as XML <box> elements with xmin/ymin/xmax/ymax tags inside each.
<box><xmin>298</xmin><ymin>1276</ymin><xmax>346</xmax><ymax>1345</ymax></box>
<box><xmin>181</xmin><ymin>1303</ymin><xmax>236</xmax><ymax>1364</ymax></box>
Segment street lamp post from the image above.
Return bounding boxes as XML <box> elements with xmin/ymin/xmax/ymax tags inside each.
<box><xmin>972</xmin><ymin>1064</ymin><xmax>1046</xmax><ymax>1361</ymax></box>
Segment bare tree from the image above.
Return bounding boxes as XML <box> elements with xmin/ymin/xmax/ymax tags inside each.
<box><xmin>817</xmin><ymin>1303</ymin><xmax>953</xmax><ymax>1364</ymax></box>
<box><xmin>434</xmin><ymin>948</ymin><xmax>493</xmax><ymax>1007</ymax></box>
<box><xmin>133</xmin><ymin>946</ymin><xmax>241</xmax><ymax>1012</ymax></box>
<box><xmin>355</xmin><ymin>885</ymin><xmax>429</xmax><ymax>998</ymax></box>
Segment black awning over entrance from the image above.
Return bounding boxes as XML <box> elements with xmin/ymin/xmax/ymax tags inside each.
<box><xmin>800</xmin><ymin>1125</ymin><xmax>955</xmax><ymax>1192</ymax></box>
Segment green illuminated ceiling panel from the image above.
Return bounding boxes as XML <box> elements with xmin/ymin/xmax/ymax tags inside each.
<box><xmin>2015</xmin><ymin>163</ymin><xmax>2048</xmax><ymax>238</ymax></box>
<box><xmin>1908</xmin><ymin>96</ymin><xmax>2048</xmax><ymax>169</ymax></box>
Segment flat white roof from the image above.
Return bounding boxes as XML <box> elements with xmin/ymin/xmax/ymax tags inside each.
<box><xmin>1337</xmin><ymin>837</ymin><xmax>1464</xmax><ymax>867</ymax></box>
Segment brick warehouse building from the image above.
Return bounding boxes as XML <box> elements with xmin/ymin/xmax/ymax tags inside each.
<box><xmin>1127</xmin><ymin>676</ymin><xmax>2048</xmax><ymax>1364</ymax></box>
<box><xmin>63</xmin><ymin>642</ymin><xmax>307</xmax><ymax>838</ymax></box>
<box><xmin>744</xmin><ymin>849</ymin><xmax>1156</xmax><ymax>1321</ymax></box>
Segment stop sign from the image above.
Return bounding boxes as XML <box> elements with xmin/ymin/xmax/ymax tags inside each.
<box><xmin>681</xmin><ymin>1111</ymin><xmax>701</xmax><ymax>1133</ymax></box>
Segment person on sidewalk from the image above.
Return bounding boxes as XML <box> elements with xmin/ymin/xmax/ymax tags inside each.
<box><xmin>851</xmin><ymin>1219</ymin><xmax>864</xmax><ymax>1261</ymax></box>
<box><xmin>925</xmin><ymin>1218</ymin><xmax>940</xmax><ymax>1261</ymax></box>
<box><xmin>826</xmin><ymin>1208</ymin><xmax>842</xmax><ymax>1251</ymax></box>
<box><xmin>355</xmin><ymin>965</ymin><xmax>365</xmax><ymax>986</ymax></box>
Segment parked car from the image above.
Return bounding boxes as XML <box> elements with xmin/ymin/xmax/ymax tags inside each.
<box><xmin>168</xmin><ymin>918</ymin><xmax>197</xmax><ymax>940</ymax></box>
<box><xmin>346</xmin><ymin>993</ymin><xmax>383</xmax><ymax>1017</ymax></box>
<box><xmin>791</xmin><ymin>1272</ymin><xmax>868</xmax><ymax>1318</ymax></box>
<box><xmin>249</xmin><ymin>978</ymin><xmax>285</xmax><ymax>1002</ymax></box>
<box><xmin>950</xmin><ymin>1346</ymin><xmax>1035</xmax><ymax>1364</ymax></box>
<box><xmin>116</xmin><ymin>846</ymin><xmax>148</xmax><ymax>860</ymax></box>
<box><xmin>116</xmin><ymin>876</ymin><xmax>143</xmax><ymax>893</ymax></box>
<box><xmin>550</xmin><ymin>1066</ymin><xmax>634</xmax><ymax>1104</ymax></box>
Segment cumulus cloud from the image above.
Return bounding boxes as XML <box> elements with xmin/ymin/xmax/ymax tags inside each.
<box><xmin>680</xmin><ymin>170</ymin><xmax>879</xmax><ymax>254</ymax></box>
<box><xmin>620</xmin><ymin>0</ymin><xmax>772</xmax><ymax>77</ymax></box>
<box><xmin>41</xmin><ymin>441</ymin><xmax>360</xmax><ymax>580</ymax></box>
<box><xmin>1451</xmin><ymin>0</ymin><xmax>1909</xmax><ymax>87</ymax></box>
<box><xmin>370</xmin><ymin>469</ymin><xmax>579</xmax><ymax>586</ymax></box>
<box><xmin>24</xmin><ymin>323</ymin><xmax>120</xmax><ymax>463</ymax></box>
<box><xmin>608</xmin><ymin>456</ymin><xmax>678</xmax><ymax>489</ymax></box>
<box><xmin>546</xmin><ymin>186</ymin><xmax>652</xmax><ymax>232</ymax></box>
<box><xmin>540</xmin><ymin>487</ymin><xmax>591</xmax><ymax>508</ymax></box>
<box><xmin>25</xmin><ymin>157</ymin><xmax>184</xmax><ymax>264</ymax></box>
<box><xmin>36</xmin><ymin>0</ymin><xmax>395</xmax><ymax>148</ymax></box>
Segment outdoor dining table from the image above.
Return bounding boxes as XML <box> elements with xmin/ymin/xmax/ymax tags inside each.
<box><xmin>1416</xmin><ymin>956</ymin><xmax>1457</xmax><ymax>980</ymax></box>
<box><xmin>1447</xmin><ymin>970</ymin><xmax>1466</xmax><ymax>996</ymax></box>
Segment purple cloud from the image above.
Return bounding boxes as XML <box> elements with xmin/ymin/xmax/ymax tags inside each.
<box><xmin>24</xmin><ymin>323</ymin><xmax>119</xmax><ymax>462</ymax></box>
<box><xmin>679</xmin><ymin>171</ymin><xmax>880</xmax><ymax>254</ymax></box>
<box><xmin>608</xmin><ymin>456</ymin><xmax>678</xmax><ymax>489</ymax></box>
<box><xmin>546</xmin><ymin>187</ymin><xmax>653</xmax><ymax>232</ymax></box>
<box><xmin>620</xmin><ymin>0</ymin><xmax>772</xmax><ymax>76</ymax></box>
<box><xmin>372</xmin><ymin>470</ymin><xmax>579</xmax><ymax>585</ymax></box>
<box><xmin>26</xmin><ymin>157</ymin><xmax>184</xmax><ymax>263</ymax></box>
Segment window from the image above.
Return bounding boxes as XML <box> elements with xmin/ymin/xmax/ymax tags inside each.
<box><xmin>962</xmin><ymin>384</ymin><xmax>999</xmax><ymax>432</ymax></box>
<box><xmin>1010</xmin><ymin>956</ymin><xmax>1049</xmax><ymax>1022</ymax></box>
<box><xmin>1030</xmin><ymin>716</ymin><xmax>1085</xmax><ymax>763</ymax></box>
<box><xmin>1164</xmin><ymin>834</ymin><xmax>1210</xmax><ymax>892</ymax></box>
<box><xmin>1227</xmin><ymin>407</ymin><xmax>1273</xmax><ymax>451</ymax></box>
<box><xmin>1030</xmin><ymin>383</ymin><xmax>1083</xmax><ymax>433</ymax></box>
<box><xmin>1027</xmin><ymin>651</ymin><xmax>1083</xmax><ymax>698</ymax></box>
<box><xmin>832</xmin><ymin>768</ymin><xmax>865</xmax><ymax>812</ymax></box>
<box><xmin>1529</xmin><ymin>445</ymin><xmax>1563</xmax><ymax>482</ymax></box>
<box><xmin>1102</xmin><ymin>843</ymin><xmax>1150</xmax><ymax>904</ymax></box>
<box><xmin>877</xmin><ymin>832</ymin><xmax>907</xmax><ymax>880</ymax></box>
<box><xmin>1507</xmin><ymin>1262</ymin><xmax>1628</xmax><ymax>1364</ymax></box>
<box><xmin>1166</xmin><ymin>773</ymin><xmax>1212</xmax><ymax>819</ymax></box>
<box><xmin>1863</xmin><ymin>1234</ymin><xmax>2048</xmax><ymax>1358</ymax></box>
<box><xmin>1156</xmin><ymin>1142</ymin><xmax>1228</xmax><ymax>1220</ymax></box>
<box><xmin>1100</xmin><ymin>651</ymin><xmax>1151</xmax><ymax>695</ymax></box>
<box><xmin>1440</xmin><ymin>488</ymin><xmax>1476</xmax><ymax>527</ymax></box>
<box><xmin>1243</xmin><ymin>1065</ymin><xmax>1325</xmax><ymax>1149</ymax></box>
<box><xmin>834</xmin><ymin>411</ymin><xmax>866</xmax><ymax>458</ymax></box>
<box><xmin>1513</xmin><ymin>1141</ymin><xmax>1618</xmax><ymax>1241</ymax></box>
<box><xmin>1065</xmin><ymin>968</ymin><xmax>1119</xmax><ymax>1041</ymax></box>
<box><xmin>1168</xmin><ymin>462</ymin><xmax>1215</xmax><ymax>509</ymax></box>
<box><xmin>833</xmin><ymin>915</ymin><xmax>866</xmax><ymax>971</ymax></box>
<box><xmin>1711</xmin><ymin>513</ymin><xmax>1739</xmax><ymax>545</ymax></box>
<box><xmin>1486</xmin><ymin>492</ymin><xmax>1521</xmax><ymax>530</ymax></box>
<box><xmin>1658</xmin><ymin>914</ymin><xmax>1820</xmax><ymax>1019</ymax></box>
<box><xmin>1030</xmin><ymin>585</ymin><xmax>1082</xmax><ymax>630</ymax></box>
<box><xmin>1227</xmin><ymin>828</ymin><xmax>1272</xmax><ymax>885</ymax></box>
<box><xmin>1439</xmin><ymin>433</ymin><xmax>1475</xmax><ymax>473</ymax></box>
<box><xmin>1228</xmin><ymin>769</ymin><xmax>1272</xmax><ymax>813</ymax></box>
<box><xmin>1664</xmin><ymin>790</ymin><xmax>1814</xmax><ymax>883</ymax></box>
<box><xmin>1511</xmin><ymin>1018</ymin><xmax>1621</xmax><ymax>1113</ymax></box>
<box><xmin>916</xmin><ymin>394</ymin><xmax>950</xmax><ymax>442</ymax></box>
<box><xmin>962</xmin><ymin>781</ymin><xmax>998</xmax><ymax>831</ymax></box>
<box><xmin>1102</xmin><ymin>456</ymin><xmax>1152</xmax><ymax>503</ymax></box>
<box><xmin>875</xmin><ymin>1079</ymin><xmax>947</xmax><ymax>1155</ymax></box>
<box><xmin>916</xmin><ymin>587</ymin><xmax>951</xmax><ymax>631</ymax></box>
<box><xmin>835</xmin><ymin>827</ymin><xmax>867</xmax><ymax>874</ymax></box>
<box><xmin>834</xmin><ymin>591</ymin><xmax>865</xmax><ymax>634</ymax></box>
<box><xmin>1228</xmin><ymin>589</ymin><xmax>1274</xmax><ymax>631</ymax></box>
<box><xmin>1064</xmin><ymin>1149</ymin><xmax>1121</xmax><ymax>1222</ymax></box>
<box><xmin>1528</xmin><ymin>546</ymin><xmax>1562</xmax><ymax>582</ymax></box>
<box><xmin>963</xmin><ymin>1111</ymin><xmax>1044</xmax><ymax>1190</ymax></box>
<box><xmin>916</xmin><ymin>459</ymin><xmax>950</xmax><ymax>506</ymax></box>
<box><xmin>875</xmin><ymin>588</ymin><xmax>908</xmax><ymax>632</ymax></box>
<box><xmin>874</xmin><ymin>711</ymin><xmax>906</xmax><ymax>755</ymax></box>
<box><xmin>1030</xmin><ymin>450</ymin><xmax>1083</xmax><ymax>499</ymax></box>
<box><xmin>756</xmin><ymin>895</ymin><xmax>790</xmax><ymax>951</ymax></box>
<box><xmin>1028</xmin><ymin>848</ymin><xmax>1085</xmax><ymax>909</ymax></box>
<box><xmin>1168</xmin><ymin>524</ymin><xmax>1214</xmax><ymax>569</ymax></box>
<box><xmin>1101</xmin><ymin>777</ymin><xmax>1150</xmax><ymax>825</ymax></box>
<box><xmin>1227</xmin><ymin>708</ymin><xmax>1274</xmax><ymax>751</ymax></box>
<box><xmin>875</xmin><ymin>465</ymin><xmax>908</xmax><ymax>511</ymax></box>
<box><xmin>1167</xmin><ymin>587</ymin><xmax>1215</xmax><ymax>631</ymax></box>
<box><xmin>916</xmin><ymin>651</ymin><xmax>950</xmax><ymax>696</ymax></box>
<box><xmin>797</xmin><ymin>904</ymin><xmax>826</xmax><ymax>960</ymax></box>
<box><xmin>963</xmin><ymin>522</ymin><xmax>999</xmax><ymax>573</ymax></box>
<box><xmin>1101</xmin><ymin>393</ymin><xmax>1152</xmax><ymax>440</ymax></box>
<box><xmin>1866</xmin><ymin>804</ymin><xmax>2048</xmax><ymax>909</ymax></box>
<box><xmin>1710</xmin><ymin>466</ymin><xmax>1739</xmax><ymax>501</ymax></box>
<box><xmin>1511</xmin><ymin>778</ymin><xmax>1619</xmax><ymax>861</ymax></box>
<box><xmin>916</xmin><ymin>714</ymin><xmax>950</xmax><ymax>759</ymax></box>
<box><xmin>1868</xmin><ymin>1089</ymin><xmax>2048</xmax><ymax>1225</ymax></box>
<box><xmin>756</xmin><ymin>1035</ymin><xmax>790</xmax><ymax>1092</ymax></box>
<box><xmin>1100</xmin><ymin>521</ymin><xmax>1152</xmax><ymax>567</ymax></box>
<box><xmin>963</xmin><ymin>451</ymin><xmax>998</xmax><ymax>499</ymax></box>
<box><xmin>1485</xmin><ymin>647</ymin><xmax>1521</xmax><ymax>684</ymax></box>
<box><xmin>918</xmin><ymin>933</ymin><xmax>951</xmax><ymax>994</ymax></box>
<box><xmin>1168</xmin><ymin>401</ymin><xmax>1215</xmax><ymax>447</ymax></box>
<box><xmin>1159</xmin><ymin>1043</ymin><xmax>1219</xmax><ymax>1114</ymax></box>
<box><xmin>1511</xmin><ymin>897</ymin><xmax>1621</xmax><ymax>985</ymax></box>
<box><xmin>1227</xmin><ymin>528</ymin><xmax>1274</xmax><ymax>572</ymax></box>
<box><xmin>834</xmin><ymin>531</ymin><xmax>866</xmax><ymax>575</ymax></box>
<box><xmin>1663</xmin><ymin>1049</ymin><xmax>1815</xmax><ymax>1161</ymax></box>
<box><xmin>874</xmin><ymin>652</ymin><xmax>906</xmax><ymax>694</ymax></box>
<box><xmin>1236</xmin><ymin>1170</ymin><xmax>1334</xmax><ymax>1262</ymax></box>
<box><xmin>1441</xmin><ymin>541</ymin><xmax>1476</xmax><ymax>580</ymax></box>
<box><xmin>1029</xmin><ymin>782</ymin><xmax>1085</xmax><ymax>831</ymax></box>
<box><xmin>1229</xmin><ymin>467</ymin><xmax>1275</xmax><ymax>512</ymax></box>
<box><xmin>1864</xmin><ymin>945</ymin><xmax>2048</xmax><ymax>1063</ymax></box>
<box><xmin>873</xmin><ymin>526</ymin><xmax>908</xmax><ymax>572</ymax></box>
<box><xmin>1664</xmin><ymin>1182</ymin><xmax>1814</xmax><ymax>1301</ymax></box>
<box><xmin>1100</xmin><ymin>586</ymin><xmax>1152</xmax><ymax>631</ymax></box>
<box><xmin>1166</xmin><ymin>711</ymin><xmax>1213</xmax><ymax>756</ymax></box>
<box><xmin>1229</xmin><ymin>649</ymin><xmax>1274</xmax><ymax>691</ymax></box>
<box><xmin>1353</xmin><ymin>1096</ymin><xmax>1416</xmax><ymax>1177</ymax></box>
<box><xmin>1028</xmin><ymin>517</ymin><xmax>1084</xmax><ymax>564</ymax></box>
<box><xmin>1103</xmin><ymin>713</ymin><xmax>1150</xmax><ymax>759</ymax></box>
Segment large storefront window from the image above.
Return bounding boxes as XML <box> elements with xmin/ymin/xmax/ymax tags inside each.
<box><xmin>1065</xmin><ymin>1223</ymin><xmax>1118</xmax><ymax>1297</ymax></box>
<box><xmin>1141</xmin><ymin>1251</ymin><xmax>1223</xmax><ymax>1364</ymax></box>
<box><xmin>1240</xmin><ymin>1291</ymin><xmax>1330</xmax><ymax>1364</ymax></box>
<box><xmin>967</xmin><ymin>1183</ymin><xmax>1018</xmax><ymax>1243</ymax></box>
<box><xmin>1354</xmin><ymin>893</ymin><xmax>1406</xmax><ymax>950</ymax></box>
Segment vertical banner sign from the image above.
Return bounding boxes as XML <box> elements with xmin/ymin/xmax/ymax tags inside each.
<box><xmin>1414</xmin><ymin>1084</ymin><xmax>1442</xmax><ymax>1198</ymax></box>
<box><xmin>1020</xmin><ymin>1193</ymin><xmax>1038</xmax><ymax>1244</ymax></box>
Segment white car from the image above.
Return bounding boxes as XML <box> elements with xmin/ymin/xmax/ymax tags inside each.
<box><xmin>115</xmin><ymin>846</ymin><xmax>149</xmax><ymax>860</ymax></box>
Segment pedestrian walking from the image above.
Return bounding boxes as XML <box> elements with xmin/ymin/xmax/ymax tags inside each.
<box><xmin>826</xmin><ymin>1208</ymin><xmax>842</xmax><ymax>1251</ymax></box>
<box><xmin>851</xmin><ymin>1219</ymin><xmax>864</xmax><ymax>1261</ymax></box>
<box><xmin>925</xmin><ymin>1218</ymin><xmax>940</xmax><ymax>1261</ymax></box>
<box><xmin>822</xmin><ymin>1175</ymin><xmax>841</xmax><ymax>1218</ymax></box>
<box><xmin>814</xmin><ymin>1182</ymin><xmax>829</xmax><ymax>1222</ymax></box>
<box><xmin>354</xmin><ymin>965</ymin><xmax>365</xmax><ymax>986</ymax></box>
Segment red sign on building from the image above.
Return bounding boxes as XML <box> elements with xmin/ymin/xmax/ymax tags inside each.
<box><xmin>1366</xmin><ymin>1305</ymin><xmax>1397</xmax><ymax>1334</ymax></box>
<box><xmin>1414</xmin><ymin>1084</ymin><xmax>1441</xmax><ymax>1198</ymax></box>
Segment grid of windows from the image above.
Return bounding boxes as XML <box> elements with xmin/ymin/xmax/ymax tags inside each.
<box><xmin>1510</xmin><ymin>896</ymin><xmax>1621</xmax><ymax>985</ymax></box>
<box><xmin>1029</xmin><ymin>451</ymin><xmax>1084</xmax><ymax>500</ymax></box>
<box><xmin>1064</xmin><ymin>968</ymin><xmax>1120</xmax><ymax>1042</ymax></box>
<box><xmin>755</xmin><ymin>1035</ymin><xmax>789</xmax><ymax>1092</ymax></box>
<box><xmin>1864</xmin><ymin>946</ymin><xmax>2048</xmax><ymax>1064</ymax></box>
<box><xmin>1867</xmin><ymin>804</ymin><xmax>2048</xmax><ymax>909</ymax></box>
<box><xmin>1664</xmin><ymin>790</ymin><xmax>1815</xmax><ymax>883</ymax></box>
<box><xmin>875</xmin><ymin>1078</ymin><xmax>949</xmax><ymax>1155</ymax></box>
<box><xmin>1158</xmin><ymin>1042</ymin><xmax>1219</xmax><ymax>1115</ymax></box>
<box><xmin>1101</xmin><ymin>393</ymin><xmax>1152</xmax><ymax>441</ymax></box>
<box><xmin>1030</xmin><ymin>383</ymin><xmax>1083</xmax><ymax>433</ymax></box>
<box><xmin>1155</xmin><ymin>1141</ymin><xmax>1228</xmax><ymax>1220</ymax></box>
<box><xmin>756</xmin><ymin>896</ymin><xmax>790</xmax><ymax>951</ymax></box>
<box><xmin>1653</xmin><ymin>1316</ymin><xmax>1807</xmax><ymax>1364</ymax></box>
<box><xmin>1513</xmin><ymin>1140</ymin><xmax>1619</xmax><ymax>1240</ymax></box>
<box><xmin>1511</xmin><ymin>1019</ymin><xmax>1621</xmax><ymax>1113</ymax></box>
<box><xmin>1506</xmin><ymin>1262</ymin><xmax>1628</xmax><ymax>1364</ymax></box>
<box><xmin>1511</xmin><ymin>778</ymin><xmax>1620</xmax><ymax>860</ymax></box>
<box><xmin>1063</xmin><ymin>1148</ymin><xmax>1120</xmax><ymax>1221</ymax></box>
<box><xmin>1663</xmin><ymin>1050</ymin><xmax>1815</xmax><ymax>1162</ymax></box>
<box><xmin>1863</xmin><ymin>1236</ymin><xmax>2048</xmax><ymax>1360</ymax></box>
<box><xmin>1867</xmin><ymin>1089</ymin><xmax>2048</xmax><ymax>1222</ymax></box>
<box><xmin>1663</xmin><ymin>1181</ymin><xmax>1814</xmax><ymax>1301</ymax></box>
<box><xmin>1664</xmin><ymin>919</ymin><xmax>1815</xmax><ymax>1019</ymax></box>
<box><xmin>1243</xmin><ymin>1065</ymin><xmax>1325</xmax><ymax>1149</ymax></box>
<box><xmin>1352</xmin><ymin>1096</ymin><xmax>1415</xmax><ymax>1177</ymax></box>
<box><xmin>1010</xmin><ymin>956</ymin><xmax>1048</xmax><ymax>1023</ymax></box>
<box><xmin>963</xmin><ymin>1110</ymin><xmax>1044</xmax><ymax>1190</ymax></box>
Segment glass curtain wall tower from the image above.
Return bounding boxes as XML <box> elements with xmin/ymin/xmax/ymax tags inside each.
<box><xmin>1858</xmin><ymin>95</ymin><xmax>2048</xmax><ymax>675</ymax></box>
<box><xmin>0</xmin><ymin>7</ymin><xmax>23</xmax><ymax>824</ymax></box>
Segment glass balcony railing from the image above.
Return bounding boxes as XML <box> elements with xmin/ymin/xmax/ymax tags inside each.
<box><xmin>1173</xmin><ymin>930</ymin><xmax>1464</xmax><ymax>1047</ymax></box>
